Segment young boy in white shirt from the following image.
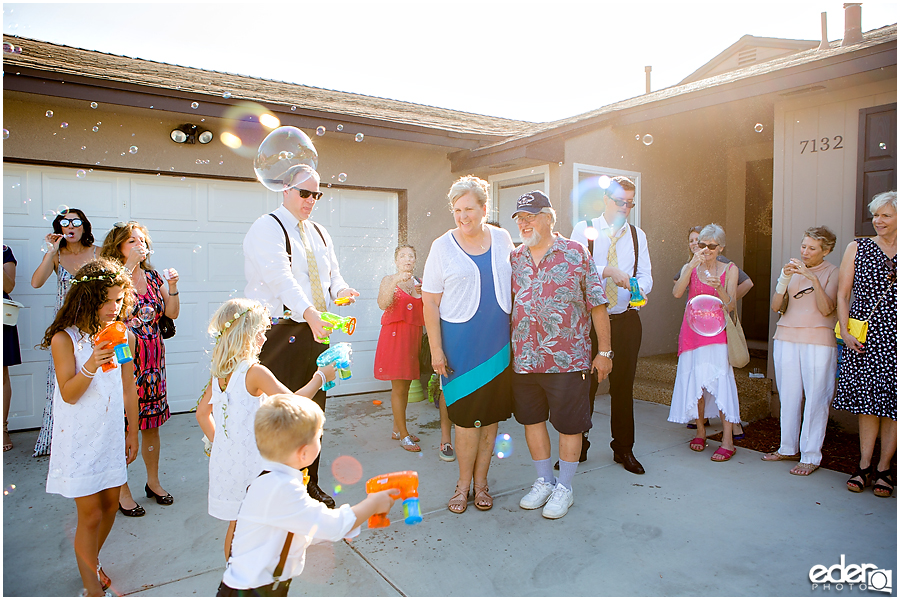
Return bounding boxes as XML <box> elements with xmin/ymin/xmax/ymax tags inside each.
<box><xmin>217</xmin><ymin>393</ymin><xmax>397</xmax><ymax>596</ymax></box>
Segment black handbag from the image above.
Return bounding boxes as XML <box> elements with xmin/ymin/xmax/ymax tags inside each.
<box><xmin>159</xmin><ymin>315</ymin><xmax>176</xmax><ymax>339</ymax></box>
<box><xmin>419</xmin><ymin>331</ymin><xmax>432</xmax><ymax>374</ymax></box>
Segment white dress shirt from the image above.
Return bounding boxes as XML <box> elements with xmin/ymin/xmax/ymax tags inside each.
<box><xmin>243</xmin><ymin>204</ymin><xmax>349</xmax><ymax>322</ymax></box>
<box><xmin>571</xmin><ymin>215</ymin><xmax>653</xmax><ymax>315</ymax></box>
<box><xmin>222</xmin><ymin>460</ymin><xmax>360</xmax><ymax>590</ymax></box>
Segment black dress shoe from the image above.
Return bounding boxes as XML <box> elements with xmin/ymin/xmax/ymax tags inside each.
<box><xmin>614</xmin><ymin>450</ymin><xmax>645</xmax><ymax>475</ymax></box>
<box><xmin>118</xmin><ymin>502</ymin><xmax>146</xmax><ymax>517</ymax></box>
<box><xmin>307</xmin><ymin>483</ymin><xmax>336</xmax><ymax>508</ymax></box>
<box><xmin>553</xmin><ymin>438</ymin><xmax>591</xmax><ymax>470</ymax></box>
<box><xmin>145</xmin><ymin>483</ymin><xmax>174</xmax><ymax>505</ymax></box>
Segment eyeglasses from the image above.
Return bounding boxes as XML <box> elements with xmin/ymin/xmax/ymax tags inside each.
<box><xmin>688</xmin><ymin>226</ymin><xmax>703</xmax><ymax>234</ymax></box>
<box><xmin>58</xmin><ymin>219</ymin><xmax>83</xmax><ymax>227</ymax></box>
<box><xmin>793</xmin><ymin>287</ymin><xmax>814</xmax><ymax>299</ymax></box>
<box><xmin>610</xmin><ymin>197</ymin><xmax>635</xmax><ymax>208</ymax></box>
<box><xmin>697</xmin><ymin>242</ymin><xmax>719</xmax><ymax>250</ymax></box>
<box><xmin>113</xmin><ymin>220</ymin><xmax>140</xmax><ymax>228</ymax></box>
<box><xmin>514</xmin><ymin>213</ymin><xmax>543</xmax><ymax>223</ymax></box>
<box><xmin>296</xmin><ymin>189</ymin><xmax>323</xmax><ymax>201</ymax></box>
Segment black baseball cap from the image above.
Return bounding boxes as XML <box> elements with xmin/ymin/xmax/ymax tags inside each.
<box><xmin>511</xmin><ymin>190</ymin><xmax>552</xmax><ymax>218</ymax></box>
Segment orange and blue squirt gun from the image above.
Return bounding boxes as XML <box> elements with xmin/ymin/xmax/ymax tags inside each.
<box><xmin>315</xmin><ymin>342</ymin><xmax>351</xmax><ymax>391</ymax></box>
<box><xmin>94</xmin><ymin>321</ymin><xmax>133</xmax><ymax>372</ymax></box>
<box><xmin>628</xmin><ymin>277</ymin><xmax>647</xmax><ymax>307</ymax></box>
<box><xmin>320</xmin><ymin>312</ymin><xmax>356</xmax><ymax>344</ymax></box>
<box><xmin>364</xmin><ymin>471</ymin><xmax>422</xmax><ymax>529</ymax></box>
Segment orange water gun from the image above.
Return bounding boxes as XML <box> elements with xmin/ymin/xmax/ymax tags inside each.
<box><xmin>364</xmin><ymin>470</ymin><xmax>422</xmax><ymax>529</ymax></box>
<box><xmin>94</xmin><ymin>322</ymin><xmax>133</xmax><ymax>372</ymax></box>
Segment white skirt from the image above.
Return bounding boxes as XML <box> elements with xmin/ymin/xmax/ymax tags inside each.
<box><xmin>668</xmin><ymin>344</ymin><xmax>741</xmax><ymax>424</ymax></box>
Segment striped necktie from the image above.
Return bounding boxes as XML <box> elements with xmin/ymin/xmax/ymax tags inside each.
<box><xmin>299</xmin><ymin>222</ymin><xmax>327</xmax><ymax>312</ymax></box>
<box><xmin>606</xmin><ymin>226</ymin><xmax>628</xmax><ymax>305</ymax></box>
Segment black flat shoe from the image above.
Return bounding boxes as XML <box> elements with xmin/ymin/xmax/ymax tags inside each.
<box><xmin>145</xmin><ymin>483</ymin><xmax>174</xmax><ymax>505</ymax></box>
<box><xmin>307</xmin><ymin>482</ymin><xmax>336</xmax><ymax>508</ymax></box>
<box><xmin>118</xmin><ymin>502</ymin><xmax>146</xmax><ymax>517</ymax></box>
<box><xmin>614</xmin><ymin>450</ymin><xmax>645</xmax><ymax>475</ymax></box>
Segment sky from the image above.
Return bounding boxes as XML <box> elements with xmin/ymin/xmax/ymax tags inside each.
<box><xmin>2</xmin><ymin>1</ymin><xmax>898</xmax><ymax>123</ymax></box>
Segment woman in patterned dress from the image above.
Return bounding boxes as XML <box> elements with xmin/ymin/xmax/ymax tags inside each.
<box><xmin>101</xmin><ymin>222</ymin><xmax>180</xmax><ymax>515</ymax></box>
<box><xmin>30</xmin><ymin>209</ymin><xmax>100</xmax><ymax>456</ymax></box>
<box><xmin>834</xmin><ymin>191</ymin><xmax>897</xmax><ymax>498</ymax></box>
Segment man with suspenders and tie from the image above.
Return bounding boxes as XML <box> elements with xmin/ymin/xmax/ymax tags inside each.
<box><xmin>243</xmin><ymin>169</ymin><xmax>359</xmax><ymax>507</ymax></box>
<box><xmin>570</xmin><ymin>176</ymin><xmax>653</xmax><ymax>474</ymax></box>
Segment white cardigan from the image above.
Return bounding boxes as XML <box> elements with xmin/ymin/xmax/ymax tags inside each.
<box><xmin>422</xmin><ymin>226</ymin><xmax>514</xmax><ymax>323</ymax></box>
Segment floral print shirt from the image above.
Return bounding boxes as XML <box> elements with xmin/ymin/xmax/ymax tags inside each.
<box><xmin>511</xmin><ymin>235</ymin><xmax>607</xmax><ymax>373</ymax></box>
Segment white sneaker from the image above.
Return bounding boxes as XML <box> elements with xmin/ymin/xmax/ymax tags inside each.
<box><xmin>519</xmin><ymin>477</ymin><xmax>556</xmax><ymax>509</ymax></box>
<box><xmin>541</xmin><ymin>483</ymin><xmax>574</xmax><ymax>519</ymax></box>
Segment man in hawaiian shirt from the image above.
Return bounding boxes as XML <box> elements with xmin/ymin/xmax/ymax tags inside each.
<box><xmin>510</xmin><ymin>191</ymin><xmax>613</xmax><ymax>520</ymax></box>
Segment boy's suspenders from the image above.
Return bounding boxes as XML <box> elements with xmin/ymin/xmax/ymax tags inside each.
<box><xmin>584</xmin><ymin>219</ymin><xmax>639</xmax><ymax>279</ymax></box>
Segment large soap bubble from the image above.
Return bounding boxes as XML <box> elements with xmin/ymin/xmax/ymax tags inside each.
<box><xmin>254</xmin><ymin>126</ymin><xmax>318</xmax><ymax>192</ymax></box>
<box><xmin>687</xmin><ymin>294</ymin><xmax>726</xmax><ymax>337</ymax></box>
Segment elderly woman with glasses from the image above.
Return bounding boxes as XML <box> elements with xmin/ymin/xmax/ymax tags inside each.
<box><xmin>762</xmin><ymin>226</ymin><xmax>839</xmax><ymax>476</ymax></box>
<box><xmin>101</xmin><ymin>221</ymin><xmax>180</xmax><ymax>516</ymax></box>
<box><xmin>422</xmin><ymin>175</ymin><xmax>514</xmax><ymax>514</ymax></box>
<box><xmin>834</xmin><ymin>191</ymin><xmax>897</xmax><ymax>498</ymax></box>
<box><xmin>30</xmin><ymin>208</ymin><xmax>100</xmax><ymax>457</ymax></box>
<box><xmin>670</xmin><ymin>223</ymin><xmax>741</xmax><ymax>461</ymax></box>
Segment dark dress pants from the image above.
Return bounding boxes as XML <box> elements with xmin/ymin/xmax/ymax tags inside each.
<box><xmin>589</xmin><ymin>309</ymin><xmax>642</xmax><ymax>454</ymax></box>
<box><xmin>258</xmin><ymin>321</ymin><xmax>327</xmax><ymax>485</ymax></box>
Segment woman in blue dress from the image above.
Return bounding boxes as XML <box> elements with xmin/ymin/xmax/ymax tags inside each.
<box><xmin>423</xmin><ymin>176</ymin><xmax>514</xmax><ymax>514</ymax></box>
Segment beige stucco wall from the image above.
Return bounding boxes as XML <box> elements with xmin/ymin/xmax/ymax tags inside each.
<box><xmin>2</xmin><ymin>91</ymin><xmax>458</xmax><ymax>275</ymax></box>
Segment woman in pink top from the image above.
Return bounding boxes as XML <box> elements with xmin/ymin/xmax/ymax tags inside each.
<box><xmin>763</xmin><ymin>227</ymin><xmax>839</xmax><ymax>476</ymax></box>
<box><xmin>669</xmin><ymin>224</ymin><xmax>741</xmax><ymax>461</ymax></box>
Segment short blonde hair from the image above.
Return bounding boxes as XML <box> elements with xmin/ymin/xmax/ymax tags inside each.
<box><xmin>254</xmin><ymin>394</ymin><xmax>325</xmax><ymax>462</ymax></box>
<box><xmin>208</xmin><ymin>299</ymin><xmax>270</xmax><ymax>378</ymax></box>
<box><xmin>447</xmin><ymin>175</ymin><xmax>490</xmax><ymax>212</ymax></box>
<box><xmin>802</xmin><ymin>225</ymin><xmax>837</xmax><ymax>254</ymax></box>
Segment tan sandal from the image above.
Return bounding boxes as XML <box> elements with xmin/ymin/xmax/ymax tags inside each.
<box><xmin>790</xmin><ymin>462</ymin><xmax>819</xmax><ymax>476</ymax></box>
<box><xmin>473</xmin><ymin>483</ymin><xmax>492</xmax><ymax>511</ymax></box>
<box><xmin>448</xmin><ymin>483</ymin><xmax>468</xmax><ymax>514</ymax></box>
<box><xmin>762</xmin><ymin>451</ymin><xmax>799</xmax><ymax>461</ymax></box>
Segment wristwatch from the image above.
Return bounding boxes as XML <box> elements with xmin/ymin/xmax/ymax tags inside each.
<box><xmin>597</xmin><ymin>350</ymin><xmax>614</xmax><ymax>359</ymax></box>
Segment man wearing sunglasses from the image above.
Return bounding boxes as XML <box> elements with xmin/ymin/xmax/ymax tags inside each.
<box><xmin>571</xmin><ymin>176</ymin><xmax>652</xmax><ymax>475</ymax></box>
<box><xmin>243</xmin><ymin>168</ymin><xmax>359</xmax><ymax>508</ymax></box>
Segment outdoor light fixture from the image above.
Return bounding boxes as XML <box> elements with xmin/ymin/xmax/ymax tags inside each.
<box><xmin>170</xmin><ymin>123</ymin><xmax>213</xmax><ymax>144</ymax></box>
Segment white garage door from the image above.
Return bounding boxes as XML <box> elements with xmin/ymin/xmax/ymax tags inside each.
<box><xmin>3</xmin><ymin>165</ymin><xmax>396</xmax><ymax>431</ymax></box>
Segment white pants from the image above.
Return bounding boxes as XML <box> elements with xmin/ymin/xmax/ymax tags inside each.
<box><xmin>773</xmin><ymin>340</ymin><xmax>838</xmax><ymax>465</ymax></box>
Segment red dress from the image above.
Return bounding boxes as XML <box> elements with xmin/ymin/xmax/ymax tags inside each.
<box><xmin>374</xmin><ymin>287</ymin><xmax>424</xmax><ymax>381</ymax></box>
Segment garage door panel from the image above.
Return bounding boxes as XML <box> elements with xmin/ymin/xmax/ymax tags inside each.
<box><xmin>336</xmin><ymin>246</ymin><xmax>394</xmax><ymax>290</ymax></box>
<box><xmin>4</xmin><ymin>170</ymin><xmax>29</xmax><ymax>215</ymax></box>
<box><xmin>338</xmin><ymin>192</ymin><xmax>394</xmax><ymax>229</ymax></box>
<box><xmin>208</xmin><ymin>184</ymin><xmax>273</xmax><ymax>223</ymax></box>
<box><xmin>165</xmin><ymin>360</ymin><xmax>205</xmax><ymax>414</ymax></box>
<box><xmin>160</xmin><ymin>301</ymin><xmax>202</xmax><ymax>352</ymax></box>
<box><xmin>43</xmin><ymin>172</ymin><xmax>120</xmax><ymax>218</ymax></box>
<box><xmin>130</xmin><ymin>180</ymin><xmax>197</xmax><ymax>221</ymax></box>
<box><xmin>207</xmin><ymin>241</ymin><xmax>247</xmax><ymax>283</ymax></box>
<box><xmin>8</xmin><ymin>369</ymin><xmax>38</xmax><ymax>421</ymax></box>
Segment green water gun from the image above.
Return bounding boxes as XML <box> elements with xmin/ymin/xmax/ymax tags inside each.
<box><xmin>320</xmin><ymin>312</ymin><xmax>356</xmax><ymax>344</ymax></box>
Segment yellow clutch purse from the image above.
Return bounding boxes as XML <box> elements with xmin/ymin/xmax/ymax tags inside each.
<box><xmin>835</xmin><ymin>319</ymin><xmax>868</xmax><ymax>344</ymax></box>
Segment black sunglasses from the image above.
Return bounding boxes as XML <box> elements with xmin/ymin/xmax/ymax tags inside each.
<box><xmin>793</xmin><ymin>287</ymin><xmax>814</xmax><ymax>299</ymax></box>
<box><xmin>698</xmin><ymin>242</ymin><xmax>719</xmax><ymax>250</ymax></box>
<box><xmin>59</xmin><ymin>218</ymin><xmax>83</xmax><ymax>227</ymax></box>
<box><xmin>610</xmin><ymin>197</ymin><xmax>635</xmax><ymax>208</ymax></box>
<box><xmin>296</xmin><ymin>189</ymin><xmax>323</xmax><ymax>201</ymax></box>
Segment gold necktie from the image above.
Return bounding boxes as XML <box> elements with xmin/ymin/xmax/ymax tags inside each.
<box><xmin>299</xmin><ymin>222</ymin><xmax>327</xmax><ymax>312</ymax></box>
<box><xmin>606</xmin><ymin>226</ymin><xmax>628</xmax><ymax>305</ymax></box>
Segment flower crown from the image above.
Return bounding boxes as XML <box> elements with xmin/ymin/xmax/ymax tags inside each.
<box><xmin>70</xmin><ymin>270</ymin><xmax>125</xmax><ymax>285</ymax></box>
<box><xmin>213</xmin><ymin>307</ymin><xmax>254</xmax><ymax>341</ymax></box>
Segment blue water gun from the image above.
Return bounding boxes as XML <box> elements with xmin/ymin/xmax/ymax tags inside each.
<box><xmin>628</xmin><ymin>277</ymin><xmax>646</xmax><ymax>307</ymax></box>
<box><xmin>316</xmin><ymin>342</ymin><xmax>352</xmax><ymax>391</ymax></box>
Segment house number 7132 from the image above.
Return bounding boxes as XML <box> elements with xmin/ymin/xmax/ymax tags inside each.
<box><xmin>799</xmin><ymin>136</ymin><xmax>843</xmax><ymax>153</ymax></box>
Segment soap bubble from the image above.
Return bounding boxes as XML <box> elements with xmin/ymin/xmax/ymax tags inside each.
<box><xmin>331</xmin><ymin>455</ymin><xmax>363</xmax><ymax>485</ymax></box>
<box><xmin>43</xmin><ymin>209</ymin><xmax>57</xmax><ymax>220</ymax></box>
<box><xmin>879</xmin><ymin>142</ymin><xmax>887</xmax><ymax>150</ymax></box>
<box><xmin>290</xmin><ymin>105</ymin><xmax>296</xmax><ymax>111</ymax></box>
<box><xmin>336</xmin><ymin>124</ymin><xmax>343</xmax><ymax>131</ymax></box>
<box><xmin>253</xmin><ymin>126</ymin><xmax>318</xmax><ymax>192</ymax></box>
<box><xmin>3</xmin><ymin>484</ymin><xmax>16</xmax><ymax>496</ymax></box>
<box><xmin>40</xmin><ymin>241</ymin><xmax>54</xmax><ymax>254</ymax></box>
<box><xmin>754</xmin><ymin>123</ymin><xmax>764</xmax><ymax>133</ymax></box>
<box><xmin>75</xmin><ymin>169</ymin><xmax>86</xmax><ymax>178</ymax></box>
<box><xmin>686</xmin><ymin>294</ymin><xmax>726</xmax><ymax>337</ymax></box>
<box><xmin>288</xmin><ymin>336</ymin><xmax>296</xmax><ymax>343</ymax></box>
<box><xmin>139</xmin><ymin>305</ymin><xmax>155</xmax><ymax>323</ymax></box>
<box><xmin>316</xmin><ymin>126</ymin><xmax>325</xmax><ymax>136</ymax></box>
<box><xmin>190</xmin><ymin>102</ymin><xmax>199</xmax><ymax>109</ymax></box>
<box><xmin>635</xmin><ymin>134</ymin><xmax>641</xmax><ymax>141</ymax></box>
<box><xmin>355</xmin><ymin>133</ymin><xmax>364</xmax><ymax>142</ymax></box>
<box><xmin>642</xmin><ymin>134</ymin><xmax>653</xmax><ymax>146</ymax></box>
<box><xmin>92</xmin><ymin>126</ymin><xmax>99</xmax><ymax>132</ymax></box>
<box><xmin>337</xmin><ymin>173</ymin><xmax>347</xmax><ymax>183</ymax></box>
<box><xmin>45</xmin><ymin>110</ymin><xmax>53</xmax><ymax>118</ymax></box>
<box><xmin>90</xmin><ymin>102</ymin><xmax>98</xmax><ymax>109</ymax></box>
<box><xmin>426</xmin><ymin>212</ymin><xmax>431</xmax><ymax>217</ymax></box>
<box><xmin>193</xmin><ymin>244</ymin><xmax>202</xmax><ymax>253</ymax></box>
<box><xmin>223</xmin><ymin>92</ymin><xmax>232</xmax><ymax>99</ymax></box>
<box><xmin>129</xmin><ymin>146</ymin><xmax>138</xmax><ymax>154</ymax></box>
<box><xmin>598</xmin><ymin>175</ymin><xmax>611</xmax><ymax>189</ymax></box>
<box><xmin>147</xmin><ymin>445</ymin><xmax>154</xmax><ymax>452</ymax></box>
<box><xmin>2</xmin><ymin>129</ymin><xmax>8</xmax><ymax>140</ymax></box>
<box><xmin>493</xmin><ymin>433</ymin><xmax>513</xmax><ymax>459</ymax></box>
<box><xmin>60</xmin><ymin>122</ymin><xmax>68</xmax><ymax>129</ymax></box>
<box><xmin>57</xmin><ymin>204</ymin><xmax>70</xmax><ymax>214</ymax></box>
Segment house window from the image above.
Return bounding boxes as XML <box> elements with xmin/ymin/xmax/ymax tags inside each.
<box><xmin>489</xmin><ymin>166</ymin><xmax>549</xmax><ymax>234</ymax></box>
<box><xmin>571</xmin><ymin>164</ymin><xmax>642</xmax><ymax>229</ymax></box>
<box><xmin>855</xmin><ymin>103</ymin><xmax>897</xmax><ymax>236</ymax></box>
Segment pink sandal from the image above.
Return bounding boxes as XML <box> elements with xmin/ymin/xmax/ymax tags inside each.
<box><xmin>711</xmin><ymin>447</ymin><xmax>735</xmax><ymax>462</ymax></box>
